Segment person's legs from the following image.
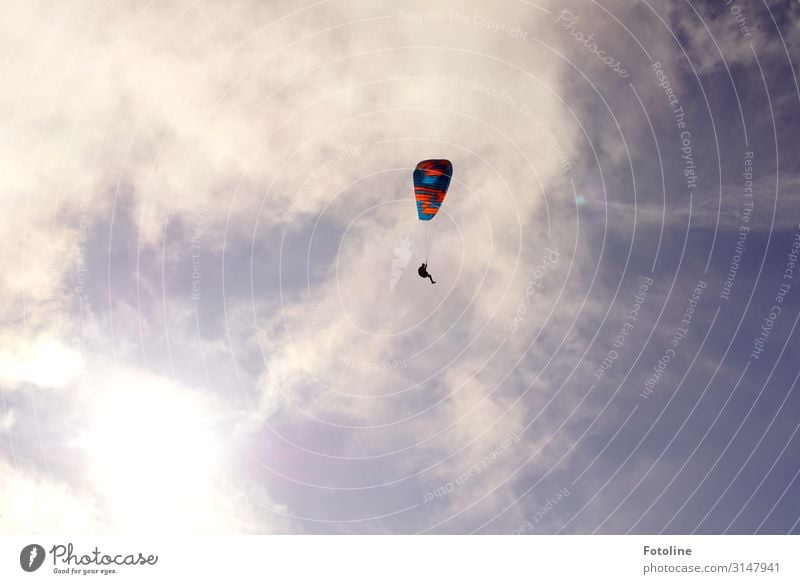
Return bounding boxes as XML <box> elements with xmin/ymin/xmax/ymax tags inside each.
<box><xmin>428</xmin><ymin>275</ymin><xmax>436</xmax><ymax>284</ymax></box>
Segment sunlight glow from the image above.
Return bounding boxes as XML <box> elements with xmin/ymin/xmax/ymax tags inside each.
<box><xmin>76</xmin><ymin>378</ymin><xmax>226</xmax><ymax>533</ymax></box>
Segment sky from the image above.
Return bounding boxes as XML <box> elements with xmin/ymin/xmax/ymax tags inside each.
<box><xmin>1</xmin><ymin>0</ymin><xmax>799</xmax><ymax>535</ymax></box>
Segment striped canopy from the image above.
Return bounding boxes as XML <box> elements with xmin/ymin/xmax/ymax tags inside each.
<box><xmin>413</xmin><ymin>159</ymin><xmax>452</xmax><ymax>221</ymax></box>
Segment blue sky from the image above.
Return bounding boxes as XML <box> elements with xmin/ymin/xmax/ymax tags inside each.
<box><xmin>1</xmin><ymin>0</ymin><xmax>799</xmax><ymax>534</ymax></box>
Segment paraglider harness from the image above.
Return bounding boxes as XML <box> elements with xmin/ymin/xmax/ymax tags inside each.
<box><xmin>418</xmin><ymin>263</ymin><xmax>436</xmax><ymax>284</ymax></box>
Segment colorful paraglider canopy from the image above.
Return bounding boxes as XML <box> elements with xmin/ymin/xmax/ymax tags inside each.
<box><xmin>413</xmin><ymin>159</ymin><xmax>452</xmax><ymax>221</ymax></box>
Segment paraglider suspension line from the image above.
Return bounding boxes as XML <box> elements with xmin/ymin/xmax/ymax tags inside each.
<box><xmin>424</xmin><ymin>224</ymin><xmax>431</xmax><ymax>264</ymax></box>
<box><xmin>423</xmin><ymin>219</ymin><xmax>438</xmax><ymax>265</ymax></box>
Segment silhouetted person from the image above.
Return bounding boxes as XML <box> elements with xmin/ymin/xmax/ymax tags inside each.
<box><xmin>418</xmin><ymin>263</ymin><xmax>436</xmax><ymax>284</ymax></box>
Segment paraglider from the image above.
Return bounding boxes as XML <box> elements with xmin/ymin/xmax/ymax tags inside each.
<box><xmin>417</xmin><ymin>262</ymin><xmax>436</xmax><ymax>284</ymax></box>
<box><xmin>413</xmin><ymin>159</ymin><xmax>452</xmax><ymax>283</ymax></box>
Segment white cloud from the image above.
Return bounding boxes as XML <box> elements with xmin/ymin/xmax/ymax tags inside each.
<box><xmin>0</xmin><ymin>336</ymin><xmax>84</xmax><ymax>390</ymax></box>
<box><xmin>3</xmin><ymin>0</ymin><xmax>795</xmax><ymax>534</ymax></box>
<box><xmin>0</xmin><ymin>409</ymin><xmax>16</xmax><ymax>432</ymax></box>
<box><xmin>0</xmin><ymin>458</ymin><xmax>106</xmax><ymax>535</ymax></box>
